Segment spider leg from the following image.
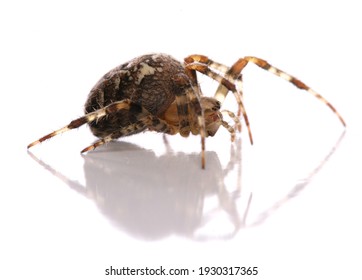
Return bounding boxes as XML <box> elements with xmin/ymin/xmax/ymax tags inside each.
<box><xmin>220</xmin><ymin>120</ymin><xmax>236</xmax><ymax>142</ymax></box>
<box><xmin>81</xmin><ymin>115</ymin><xmax>177</xmax><ymax>153</ymax></box>
<box><xmin>184</xmin><ymin>55</ymin><xmax>246</xmax><ymax>112</ymax></box>
<box><xmin>184</xmin><ymin>62</ymin><xmax>253</xmax><ymax>145</ymax></box>
<box><xmin>214</xmin><ymin>58</ymin><xmax>247</xmax><ymax>117</ymax></box>
<box><xmin>168</xmin><ymin>71</ymin><xmax>207</xmax><ymax>168</ymax></box>
<box><xmin>80</xmin><ymin>121</ymin><xmax>147</xmax><ymax>153</ymax></box>
<box><xmin>222</xmin><ymin>110</ymin><xmax>242</xmax><ymax>134</ymax></box>
<box><xmin>185</xmin><ymin>55</ymin><xmax>247</xmax><ymax>136</ymax></box>
<box><xmin>184</xmin><ymin>67</ymin><xmax>207</xmax><ymax>169</ymax></box>
<box><xmin>27</xmin><ymin>99</ymin><xmax>147</xmax><ymax>149</ymax></box>
<box><xmin>172</xmin><ymin>73</ymin><xmax>192</xmax><ymax>137</ymax></box>
<box><xmin>244</xmin><ymin>56</ymin><xmax>346</xmax><ymax>127</ymax></box>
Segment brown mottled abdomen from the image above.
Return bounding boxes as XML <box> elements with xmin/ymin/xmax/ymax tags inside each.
<box><xmin>84</xmin><ymin>53</ymin><xmax>185</xmax><ymax>138</ymax></box>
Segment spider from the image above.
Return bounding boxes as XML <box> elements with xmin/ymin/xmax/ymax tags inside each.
<box><xmin>27</xmin><ymin>53</ymin><xmax>346</xmax><ymax>168</ymax></box>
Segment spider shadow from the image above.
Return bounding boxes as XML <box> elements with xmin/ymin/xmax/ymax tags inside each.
<box><xmin>83</xmin><ymin>140</ymin><xmax>249</xmax><ymax>240</ymax></box>
<box><xmin>27</xmin><ymin>129</ymin><xmax>345</xmax><ymax>240</ymax></box>
<box><xmin>28</xmin><ymin>138</ymin><xmax>249</xmax><ymax>241</ymax></box>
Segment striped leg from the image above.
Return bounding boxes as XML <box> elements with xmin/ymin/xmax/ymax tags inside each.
<box><xmin>185</xmin><ymin>55</ymin><xmax>245</xmax><ymax>110</ymax></box>
<box><xmin>244</xmin><ymin>56</ymin><xmax>346</xmax><ymax>127</ymax></box>
<box><xmin>184</xmin><ymin>62</ymin><xmax>253</xmax><ymax>145</ymax></box>
<box><xmin>171</xmin><ymin>72</ymin><xmax>209</xmax><ymax>169</ymax></box>
<box><xmin>220</xmin><ymin>120</ymin><xmax>236</xmax><ymax>142</ymax></box>
<box><xmin>81</xmin><ymin>115</ymin><xmax>177</xmax><ymax>153</ymax></box>
<box><xmin>80</xmin><ymin>121</ymin><xmax>147</xmax><ymax>153</ymax></box>
<box><xmin>172</xmin><ymin>73</ymin><xmax>192</xmax><ymax>137</ymax></box>
<box><xmin>183</xmin><ymin>67</ymin><xmax>207</xmax><ymax>169</ymax></box>
<box><xmin>27</xmin><ymin>99</ymin><xmax>148</xmax><ymax>149</ymax></box>
<box><xmin>185</xmin><ymin>55</ymin><xmax>247</xmax><ymax>133</ymax></box>
<box><xmin>222</xmin><ymin>110</ymin><xmax>242</xmax><ymax>134</ymax></box>
<box><xmin>214</xmin><ymin>58</ymin><xmax>247</xmax><ymax>118</ymax></box>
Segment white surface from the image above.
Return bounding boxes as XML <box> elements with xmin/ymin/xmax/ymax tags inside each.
<box><xmin>1</xmin><ymin>1</ymin><xmax>361</xmax><ymax>279</ymax></box>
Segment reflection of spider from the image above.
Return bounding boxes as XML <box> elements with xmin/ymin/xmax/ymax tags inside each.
<box><xmin>28</xmin><ymin>139</ymin><xmax>248</xmax><ymax>241</ymax></box>
<box><xmin>27</xmin><ymin>53</ymin><xmax>346</xmax><ymax>168</ymax></box>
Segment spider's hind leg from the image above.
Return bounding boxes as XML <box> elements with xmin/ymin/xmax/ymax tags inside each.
<box><xmin>81</xmin><ymin>114</ymin><xmax>178</xmax><ymax>153</ymax></box>
<box><xmin>80</xmin><ymin>121</ymin><xmax>147</xmax><ymax>153</ymax></box>
<box><xmin>27</xmin><ymin>99</ymin><xmax>145</xmax><ymax>149</ymax></box>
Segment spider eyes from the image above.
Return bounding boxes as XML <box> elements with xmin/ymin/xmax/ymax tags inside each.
<box><xmin>213</xmin><ymin>101</ymin><xmax>221</xmax><ymax>111</ymax></box>
<box><xmin>200</xmin><ymin>97</ymin><xmax>221</xmax><ymax>112</ymax></box>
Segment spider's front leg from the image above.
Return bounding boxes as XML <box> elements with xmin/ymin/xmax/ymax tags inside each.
<box><xmin>243</xmin><ymin>56</ymin><xmax>346</xmax><ymax>127</ymax></box>
<box><xmin>184</xmin><ymin>55</ymin><xmax>253</xmax><ymax>145</ymax></box>
<box><xmin>214</xmin><ymin>58</ymin><xmax>247</xmax><ymax>118</ymax></box>
<box><xmin>166</xmin><ymin>71</ymin><xmax>207</xmax><ymax>169</ymax></box>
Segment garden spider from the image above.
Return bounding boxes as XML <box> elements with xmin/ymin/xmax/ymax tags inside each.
<box><xmin>27</xmin><ymin>53</ymin><xmax>346</xmax><ymax>168</ymax></box>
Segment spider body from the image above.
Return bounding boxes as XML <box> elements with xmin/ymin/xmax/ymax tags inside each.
<box><xmin>28</xmin><ymin>53</ymin><xmax>346</xmax><ymax>169</ymax></box>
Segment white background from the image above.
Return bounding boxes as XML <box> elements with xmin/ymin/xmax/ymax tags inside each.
<box><xmin>1</xmin><ymin>1</ymin><xmax>361</xmax><ymax>279</ymax></box>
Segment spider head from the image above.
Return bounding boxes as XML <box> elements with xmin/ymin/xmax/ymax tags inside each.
<box><xmin>200</xmin><ymin>97</ymin><xmax>223</xmax><ymax>137</ymax></box>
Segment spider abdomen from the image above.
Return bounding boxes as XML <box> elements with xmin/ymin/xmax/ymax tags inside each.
<box><xmin>84</xmin><ymin>53</ymin><xmax>187</xmax><ymax>138</ymax></box>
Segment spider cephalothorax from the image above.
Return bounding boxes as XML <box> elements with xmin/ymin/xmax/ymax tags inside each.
<box><xmin>28</xmin><ymin>53</ymin><xmax>346</xmax><ymax>168</ymax></box>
